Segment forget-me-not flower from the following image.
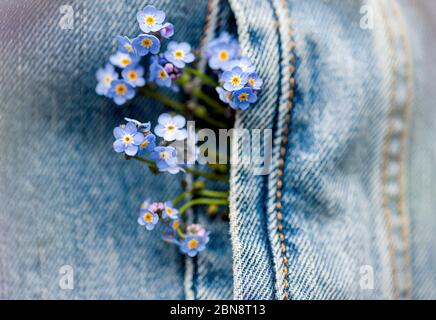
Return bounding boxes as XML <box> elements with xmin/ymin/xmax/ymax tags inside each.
<box><xmin>216</xmin><ymin>87</ymin><xmax>233</xmax><ymax>105</ymax></box>
<box><xmin>124</xmin><ymin>118</ymin><xmax>151</xmax><ymax>134</ymax></box>
<box><xmin>162</xmin><ymin>202</ymin><xmax>179</xmax><ymax>220</ymax></box>
<box><xmin>121</xmin><ymin>64</ymin><xmax>146</xmax><ymax>87</ymax></box>
<box><xmin>149</xmin><ymin>146</ymin><xmax>179</xmax><ymax>172</ymax></box>
<box><xmin>132</xmin><ymin>34</ymin><xmax>160</xmax><ymax>56</ymax></box>
<box><xmin>154</xmin><ymin>113</ymin><xmax>188</xmax><ymax>141</ymax></box>
<box><xmin>138</xmin><ymin>206</ymin><xmax>159</xmax><ymax>230</ymax></box>
<box><xmin>164</xmin><ymin>42</ymin><xmax>195</xmax><ymax>68</ymax></box>
<box><xmin>107</xmin><ymin>79</ymin><xmax>135</xmax><ymax>105</ymax></box>
<box><xmin>179</xmin><ymin>234</ymin><xmax>209</xmax><ymax>257</ymax></box>
<box><xmin>160</xmin><ymin>22</ymin><xmax>174</xmax><ymax>39</ymax></box>
<box><xmin>110</xmin><ymin>51</ymin><xmax>138</xmax><ymax>69</ymax></box>
<box><xmin>208</xmin><ymin>42</ymin><xmax>239</xmax><ymax>71</ymax></box>
<box><xmin>116</xmin><ymin>36</ymin><xmax>137</xmax><ymax>57</ymax></box>
<box><xmin>138</xmin><ymin>133</ymin><xmax>156</xmax><ymax>155</ymax></box>
<box><xmin>221</xmin><ymin>67</ymin><xmax>248</xmax><ymax>91</ymax></box>
<box><xmin>223</xmin><ymin>57</ymin><xmax>256</xmax><ymax>73</ymax></box>
<box><xmin>247</xmin><ymin>72</ymin><xmax>263</xmax><ymax>90</ymax></box>
<box><xmin>149</xmin><ymin>62</ymin><xmax>172</xmax><ymax>87</ymax></box>
<box><xmin>96</xmin><ymin>63</ymin><xmax>118</xmax><ymax>96</ymax></box>
<box><xmin>113</xmin><ymin>121</ymin><xmax>145</xmax><ymax>156</ymax></box>
<box><xmin>231</xmin><ymin>87</ymin><xmax>257</xmax><ymax>110</ymax></box>
<box><xmin>137</xmin><ymin>5</ymin><xmax>165</xmax><ymax>33</ymax></box>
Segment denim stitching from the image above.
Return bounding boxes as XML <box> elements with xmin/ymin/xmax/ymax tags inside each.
<box><xmin>379</xmin><ymin>0</ymin><xmax>400</xmax><ymax>300</ymax></box>
<box><xmin>392</xmin><ymin>0</ymin><xmax>413</xmax><ymax>299</ymax></box>
<box><xmin>268</xmin><ymin>0</ymin><xmax>296</xmax><ymax>300</ymax></box>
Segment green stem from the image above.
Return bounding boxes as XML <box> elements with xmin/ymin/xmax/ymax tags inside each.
<box><xmin>172</xmin><ymin>191</ymin><xmax>190</xmax><ymax>206</ymax></box>
<box><xmin>196</xmin><ymin>189</ymin><xmax>229</xmax><ymax>199</ymax></box>
<box><xmin>179</xmin><ymin>198</ymin><xmax>229</xmax><ymax>215</ymax></box>
<box><xmin>140</xmin><ymin>87</ymin><xmax>186</xmax><ymax>113</ymax></box>
<box><xmin>133</xmin><ymin>156</ymin><xmax>157</xmax><ymax>167</ymax></box>
<box><xmin>184</xmin><ymin>66</ymin><xmax>220</xmax><ymax>88</ymax></box>
<box><xmin>183</xmin><ymin>166</ymin><xmax>229</xmax><ymax>182</ymax></box>
<box><xmin>192</xmin><ymin>88</ymin><xmax>226</xmax><ymax>113</ymax></box>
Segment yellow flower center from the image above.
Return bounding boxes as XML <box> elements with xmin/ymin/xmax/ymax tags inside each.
<box><xmin>145</xmin><ymin>15</ymin><xmax>155</xmax><ymax>26</ymax></box>
<box><xmin>140</xmin><ymin>140</ymin><xmax>149</xmax><ymax>149</ymax></box>
<box><xmin>120</xmin><ymin>58</ymin><xmax>131</xmax><ymax>67</ymax></box>
<box><xmin>188</xmin><ymin>239</ymin><xmax>199</xmax><ymax>250</ymax></box>
<box><xmin>166</xmin><ymin>207</ymin><xmax>173</xmax><ymax>215</ymax></box>
<box><xmin>218</xmin><ymin>50</ymin><xmax>229</xmax><ymax>61</ymax></box>
<box><xmin>159</xmin><ymin>152</ymin><xmax>168</xmax><ymax>159</ymax></box>
<box><xmin>144</xmin><ymin>212</ymin><xmax>153</xmax><ymax>223</ymax></box>
<box><xmin>231</xmin><ymin>76</ymin><xmax>241</xmax><ymax>86</ymax></box>
<box><xmin>159</xmin><ymin>70</ymin><xmax>167</xmax><ymax>79</ymax></box>
<box><xmin>103</xmin><ymin>75</ymin><xmax>112</xmax><ymax>85</ymax></box>
<box><xmin>127</xmin><ymin>71</ymin><xmax>137</xmax><ymax>80</ymax></box>
<box><xmin>122</xmin><ymin>134</ymin><xmax>133</xmax><ymax>144</ymax></box>
<box><xmin>141</xmin><ymin>38</ymin><xmax>152</xmax><ymax>47</ymax></box>
<box><xmin>167</xmin><ymin>124</ymin><xmax>176</xmax><ymax>131</ymax></box>
<box><xmin>115</xmin><ymin>84</ymin><xmax>127</xmax><ymax>95</ymax></box>
<box><xmin>124</xmin><ymin>44</ymin><xmax>133</xmax><ymax>52</ymax></box>
<box><xmin>249</xmin><ymin>78</ymin><xmax>255</xmax><ymax>86</ymax></box>
<box><xmin>239</xmin><ymin>93</ymin><xmax>249</xmax><ymax>101</ymax></box>
<box><xmin>174</xmin><ymin>50</ymin><xmax>184</xmax><ymax>59</ymax></box>
<box><xmin>172</xmin><ymin>220</ymin><xmax>179</xmax><ymax>229</ymax></box>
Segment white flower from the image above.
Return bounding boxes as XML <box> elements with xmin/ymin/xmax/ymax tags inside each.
<box><xmin>154</xmin><ymin>113</ymin><xmax>188</xmax><ymax>141</ymax></box>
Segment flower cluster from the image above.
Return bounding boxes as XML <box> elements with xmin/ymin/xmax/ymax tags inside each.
<box><xmin>205</xmin><ymin>32</ymin><xmax>263</xmax><ymax>110</ymax></box>
<box><xmin>138</xmin><ymin>199</ymin><xmax>209</xmax><ymax>257</ymax></box>
<box><xmin>96</xmin><ymin>5</ymin><xmax>194</xmax><ymax>105</ymax></box>
<box><xmin>113</xmin><ymin>113</ymin><xmax>190</xmax><ymax>174</ymax></box>
<box><xmin>98</xmin><ymin>5</ymin><xmax>266</xmax><ymax>258</ymax></box>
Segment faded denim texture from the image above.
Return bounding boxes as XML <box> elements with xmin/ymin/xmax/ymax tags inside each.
<box><xmin>1</xmin><ymin>0</ymin><xmax>436</xmax><ymax>300</ymax></box>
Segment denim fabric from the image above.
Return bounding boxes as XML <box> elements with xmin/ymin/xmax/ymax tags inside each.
<box><xmin>1</xmin><ymin>0</ymin><xmax>436</xmax><ymax>300</ymax></box>
<box><xmin>0</xmin><ymin>0</ymin><xmax>233</xmax><ymax>299</ymax></box>
<box><xmin>229</xmin><ymin>0</ymin><xmax>436</xmax><ymax>299</ymax></box>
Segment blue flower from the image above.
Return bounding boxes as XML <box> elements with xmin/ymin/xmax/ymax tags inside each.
<box><xmin>137</xmin><ymin>5</ymin><xmax>165</xmax><ymax>33</ymax></box>
<box><xmin>121</xmin><ymin>64</ymin><xmax>146</xmax><ymax>87</ymax></box>
<box><xmin>179</xmin><ymin>231</ymin><xmax>209</xmax><ymax>257</ymax></box>
<box><xmin>160</xmin><ymin>22</ymin><xmax>174</xmax><ymax>39</ymax></box>
<box><xmin>179</xmin><ymin>224</ymin><xmax>209</xmax><ymax>257</ymax></box>
<box><xmin>231</xmin><ymin>87</ymin><xmax>257</xmax><ymax>110</ymax></box>
<box><xmin>113</xmin><ymin>121</ymin><xmax>145</xmax><ymax>156</ymax></box>
<box><xmin>149</xmin><ymin>146</ymin><xmax>181</xmax><ymax>173</ymax></box>
<box><xmin>205</xmin><ymin>32</ymin><xmax>237</xmax><ymax>57</ymax></box>
<box><xmin>138</xmin><ymin>206</ymin><xmax>159</xmax><ymax>230</ymax></box>
<box><xmin>154</xmin><ymin>113</ymin><xmax>188</xmax><ymax>141</ymax></box>
<box><xmin>96</xmin><ymin>63</ymin><xmax>118</xmax><ymax>96</ymax></box>
<box><xmin>116</xmin><ymin>36</ymin><xmax>137</xmax><ymax>58</ymax></box>
<box><xmin>208</xmin><ymin>42</ymin><xmax>239</xmax><ymax>70</ymax></box>
<box><xmin>124</xmin><ymin>118</ymin><xmax>151</xmax><ymax>133</ymax></box>
<box><xmin>223</xmin><ymin>57</ymin><xmax>256</xmax><ymax>73</ymax></box>
<box><xmin>109</xmin><ymin>51</ymin><xmax>139</xmax><ymax>69</ymax></box>
<box><xmin>149</xmin><ymin>63</ymin><xmax>172</xmax><ymax>87</ymax></box>
<box><xmin>107</xmin><ymin>79</ymin><xmax>135</xmax><ymax>105</ymax></box>
<box><xmin>162</xmin><ymin>202</ymin><xmax>179</xmax><ymax>220</ymax></box>
<box><xmin>164</xmin><ymin>41</ymin><xmax>195</xmax><ymax>68</ymax></box>
<box><xmin>247</xmin><ymin>72</ymin><xmax>263</xmax><ymax>90</ymax></box>
<box><xmin>169</xmin><ymin>219</ymin><xmax>181</xmax><ymax>231</ymax></box>
<box><xmin>138</xmin><ymin>133</ymin><xmax>156</xmax><ymax>155</ymax></box>
<box><xmin>221</xmin><ymin>67</ymin><xmax>248</xmax><ymax>91</ymax></box>
<box><xmin>216</xmin><ymin>87</ymin><xmax>233</xmax><ymax>104</ymax></box>
<box><xmin>132</xmin><ymin>34</ymin><xmax>160</xmax><ymax>56</ymax></box>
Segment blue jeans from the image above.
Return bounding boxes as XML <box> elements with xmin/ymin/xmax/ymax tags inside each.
<box><xmin>0</xmin><ymin>0</ymin><xmax>435</xmax><ymax>299</ymax></box>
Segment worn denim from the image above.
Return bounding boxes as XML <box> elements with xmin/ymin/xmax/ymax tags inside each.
<box><xmin>1</xmin><ymin>0</ymin><xmax>436</xmax><ymax>300</ymax></box>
